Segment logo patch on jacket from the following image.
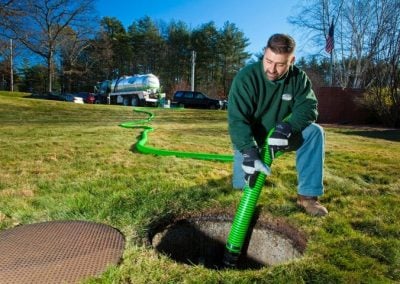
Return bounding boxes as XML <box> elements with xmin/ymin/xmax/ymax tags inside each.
<box><xmin>282</xmin><ymin>93</ymin><xmax>293</xmax><ymax>101</ymax></box>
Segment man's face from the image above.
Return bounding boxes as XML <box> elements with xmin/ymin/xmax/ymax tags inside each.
<box><xmin>263</xmin><ymin>48</ymin><xmax>295</xmax><ymax>81</ymax></box>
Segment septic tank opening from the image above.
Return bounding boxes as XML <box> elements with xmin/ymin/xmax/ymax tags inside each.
<box><xmin>149</xmin><ymin>214</ymin><xmax>307</xmax><ymax>270</ymax></box>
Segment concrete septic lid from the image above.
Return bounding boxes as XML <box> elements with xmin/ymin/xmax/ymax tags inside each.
<box><xmin>0</xmin><ymin>220</ymin><xmax>125</xmax><ymax>284</ymax></box>
<box><xmin>150</xmin><ymin>215</ymin><xmax>306</xmax><ymax>270</ymax></box>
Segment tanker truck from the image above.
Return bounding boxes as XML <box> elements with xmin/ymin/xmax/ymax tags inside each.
<box><xmin>95</xmin><ymin>73</ymin><xmax>165</xmax><ymax>106</ymax></box>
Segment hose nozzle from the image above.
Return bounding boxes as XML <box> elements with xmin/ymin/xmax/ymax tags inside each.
<box><xmin>222</xmin><ymin>250</ymin><xmax>240</xmax><ymax>268</ymax></box>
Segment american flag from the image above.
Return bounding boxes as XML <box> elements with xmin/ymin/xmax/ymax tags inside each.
<box><xmin>325</xmin><ymin>20</ymin><xmax>334</xmax><ymax>54</ymax></box>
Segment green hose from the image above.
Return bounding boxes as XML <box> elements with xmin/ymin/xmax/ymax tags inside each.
<box><xmin>223</xmin><ymin>126</ymin><xmax>284</xmax><ymax>268</ymax></box>
<box><xmin>119</xmin><ymin>108</ymin><xmax>233</xmax><ymax>162</ymax></box>
<box><xmin>121</xmin><ymin>107</ymin><xmax>285</xmax><ymax>268</ymax></box>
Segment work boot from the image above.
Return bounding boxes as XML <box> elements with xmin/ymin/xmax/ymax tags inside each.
<box><xmin>297</xmin><ymin>195</ymin><xmax>328</xmax><ymax>216</ymax></box>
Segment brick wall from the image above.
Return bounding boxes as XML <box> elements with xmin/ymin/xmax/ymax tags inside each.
<box><xmin>315</xmin><ymin>87</ymin><xmax>371</xmax><ymax>124</ymax></box>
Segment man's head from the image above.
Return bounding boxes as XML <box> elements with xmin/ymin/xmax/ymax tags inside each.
<box><xmin>263</xmin><ymin>34</ymin><xmax>296</xmax><ymax>81</ymax></box>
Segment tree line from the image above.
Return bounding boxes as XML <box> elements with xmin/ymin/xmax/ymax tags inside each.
<box><xmin>0</xmin><ymin>0</ymin><xmax>399</xmax><ymax>126</ymax></box>
<box><xmin>88</xmin><ymin>16</ymin><xmax>251</xmax><ymax>99</ymax></box>
<box><xmin>0</xmin><ymin>0</ymin><xmax>250</xmax><ymax>100</ymax></box>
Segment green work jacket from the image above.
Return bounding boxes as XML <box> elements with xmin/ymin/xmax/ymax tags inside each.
<box><xmin>228</xmin><ymin>61</ymin><xmax>318</xmax><ymax>151</ymax></box>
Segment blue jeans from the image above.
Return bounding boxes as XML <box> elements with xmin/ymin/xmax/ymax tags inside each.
<box><xmin>232</xmin><ymin>123</ymin><xmax>325</xmax><ymax>197</ymax></box>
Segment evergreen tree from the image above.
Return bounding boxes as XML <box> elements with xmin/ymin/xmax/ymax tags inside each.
<box><xmin>191</xmin><ymin>22</ymin><xmax>220</xmax><ymax>97</ymax></box>
<box><xmin>163</xmin><ymin>20</ymin><xmax>192</xmax><ymax>94</ymax></box>
<box><xmin>217</xmin><ymin>21</ymin><xmax>250</xmax><ymax>98</ymax></box>
<box><xmin>128</xmin><ymin>16</ymin><xmax>164</xmax><ymax>75</ymax></box>
<box><xmin>100</xmin><ymin>17</ymin><xmax>132</xmax><ymax>76</ymax></box>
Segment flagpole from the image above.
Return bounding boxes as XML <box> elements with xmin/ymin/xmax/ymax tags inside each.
<box><xmin>10</xmin><ymin>39</ymin><xmax>13</xmax><ymax>92</ymax></box>
<box><xmin>325</xmin><ymin>18</ymin><xmax>334</xmax><ymax>87</ymax></box>
<box><xmin>191</xmin><ymin>50</ymin><xmax>196</xmax><ymax>91</ymax></box>
<box><xmin>330</xmin><ymin>51</ymin><xmax>333</xmax><ymax>86</ymax></box>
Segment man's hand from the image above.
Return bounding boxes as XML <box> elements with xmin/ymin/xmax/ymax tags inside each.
<box><xmin>241</xmin><ymin>147</ymin><xmax>271</xmax><ymax>187</ymax></box>
<box><xmin>268</xmin><ymin>122</ymin><xmax>292</xmax><ymax>158</ymax></box>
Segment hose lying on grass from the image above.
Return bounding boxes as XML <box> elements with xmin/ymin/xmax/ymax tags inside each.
<box><xmin>119</xmin><ymin>108</ymin><xmax>233</xmax><ymax>162</ymax></box>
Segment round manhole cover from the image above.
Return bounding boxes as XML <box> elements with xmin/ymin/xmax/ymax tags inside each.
<box><xmin>150</xmin><ymin>215</ymin><xmax>306</xmax><ymax>270</ymax></box>
<box><xmin>0</xmin><ymin>220</ymin><xmax>125</xmax><ymax>284</ymax></box>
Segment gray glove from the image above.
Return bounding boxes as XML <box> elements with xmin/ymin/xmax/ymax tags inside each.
<box><xmin>241</xmin><ymin>147</ymin><xmax>271</xmax><ymax>187</ymax></box>
<box><xmin>268</xmin><ymin>122</ymin><xmax>292</xmax><ymax>158</ymax></box>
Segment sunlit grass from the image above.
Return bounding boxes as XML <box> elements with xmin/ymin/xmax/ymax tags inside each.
<box><xmin>1</xmin><ymin>92</ymin><xmax>399</xmax><ymax>283</ymax></box>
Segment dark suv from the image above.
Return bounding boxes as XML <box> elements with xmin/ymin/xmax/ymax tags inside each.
<box><xmin>172</xmin><ymin>91</ymin><xmax>222</xmax><ymax>109</ymax></box>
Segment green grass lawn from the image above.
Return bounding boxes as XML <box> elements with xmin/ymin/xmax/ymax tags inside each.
<box><xmin>1</xmin><ymin>92</ymin><xmax>399</xmax><ymax>283</ymax></box>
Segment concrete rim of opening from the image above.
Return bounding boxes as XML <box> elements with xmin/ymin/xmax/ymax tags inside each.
<box><xmin>146</xmin><ymin>212</ymin><xmax>307</xmax><ymax>270</ymax></box>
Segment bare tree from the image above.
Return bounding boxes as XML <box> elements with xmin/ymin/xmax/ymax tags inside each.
<box><xmin>364</xmin><ymin>4</ymin><xmax>400</xmax><ymax>127</ymax></box>
<box><xmin>289</xmin><ymin>0</ymin><xmax>343</xmax><ymax>85</ymax></box>
<box><xmin>1</xmin><ymin>0</ymin><xmax>97</xmax><ymax>92</ymax></box>
<box><xmin>58</xmin><ymin>27</ymin><xmax>88</xmax><ymax>91</ymax></box>
<box><xmin>290</xmin><ymin>0</ymin><xmax>398</xmax><ymax>89</ymax></box>
<box><xmin>0</xmin><ymin>0</ymin><xmax>20</xmax><ymax>23</ymax></box>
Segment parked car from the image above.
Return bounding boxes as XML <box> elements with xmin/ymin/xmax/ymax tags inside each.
<box><xmin>30</xmin><ymin>92</ymin><xmax>66</xmax><ymax>101</ymax></box>
<box><xmin>65</xmin><ymin>93</ymin><xmax>84</xmax><ymax>104</ymax></box>
<box><xmin>45</xmin><ymin>92</ymin><xmax>66</xmax><ymax>101</ymax></box>
<box><xmin>172</xmin><ymin>90</ymin><xmax>223</xmax><ymax>109</ymax></box>
<box><xmin>77</xmin><ymin>92</ymin><xmax>96</xmax><ymax>104</ymax></box>
<box><xmin>65</xmin><ymin>92</ymin><xmax>95</xmax><ymax>104</ymax></box>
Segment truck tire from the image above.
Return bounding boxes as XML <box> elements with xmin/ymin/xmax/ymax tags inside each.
<box><xmin>131</xmin><ymin>96</ymin><xmax>139</xmax><ymax>106</ymax></box>
<box><xmin>123</xmin><ymin>97</ymin><xmax>130</xmax><ymax>106</ymax></box>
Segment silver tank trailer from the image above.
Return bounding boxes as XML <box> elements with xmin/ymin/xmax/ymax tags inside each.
<box><xmin>111</xmin><ymin>74</ymin><xmax>160</xmax><ymax>94</ymax></box>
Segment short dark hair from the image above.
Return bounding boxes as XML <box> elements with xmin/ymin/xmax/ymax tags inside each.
<box><xmin>265</xmin><ymin>34</ymin><xmax>296</xmax><ymax>54</ymax></box>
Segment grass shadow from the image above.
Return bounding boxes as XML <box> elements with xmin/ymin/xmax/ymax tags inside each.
<box><xmin>343</xmin><ymin>129</ymin><xmax>400</xmax><ymax>142</ymax></box>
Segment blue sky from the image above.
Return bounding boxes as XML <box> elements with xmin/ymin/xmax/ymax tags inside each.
<box><xmin>96</xmin><ymin>0</ymin><xmax>313</xmax><ymax>60</ymax></box>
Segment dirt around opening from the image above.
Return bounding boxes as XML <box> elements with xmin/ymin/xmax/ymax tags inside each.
<box><xmin>148</xmin><ymin>214</ymin><xmax>307</xmax><ymax>270</ymax></box>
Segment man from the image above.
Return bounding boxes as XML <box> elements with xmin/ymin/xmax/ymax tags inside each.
<box><xmin>228</xmin><ymin>33</ymin><xmax>328</xmax><ymax>216</ymax></box>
